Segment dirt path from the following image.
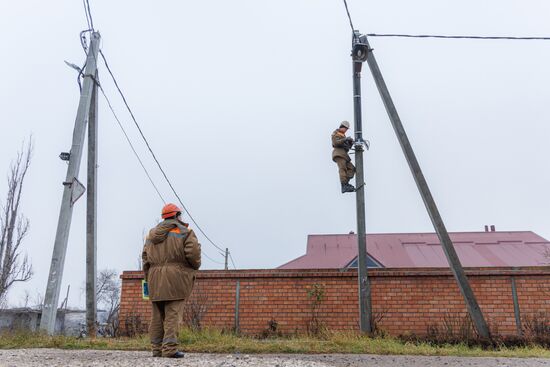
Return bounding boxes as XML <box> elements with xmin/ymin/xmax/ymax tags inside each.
<box><xmin>0</xmin><ymin>349</ymin><xmax>549</xmax><ymax>367</ymax></box>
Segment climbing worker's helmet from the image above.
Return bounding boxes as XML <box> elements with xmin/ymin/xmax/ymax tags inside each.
<box><xmin>161</xmin><ymin>203</ymin><xmax>182</xmax><ymax>219</ymax></box>
<box><xmin>340</xmin><ymin>120</ymin><xmax>350</xmax><ymax>129</ymax></box>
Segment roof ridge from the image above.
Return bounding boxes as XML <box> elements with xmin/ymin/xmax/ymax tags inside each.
<box><xmin>308</xmin><ymin>231</ymin><xmax>539</xmax><ymax>236</ymax></box>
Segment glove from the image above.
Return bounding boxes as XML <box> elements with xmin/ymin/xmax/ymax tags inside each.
<box><xmin>344</xmin><ymin>139</ymin><xmax>354</xmax><ymax>150</ymax></box>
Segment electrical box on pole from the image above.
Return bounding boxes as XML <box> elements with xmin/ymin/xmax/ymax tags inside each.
<box><xmin>40</xmin><ymin>32</ymin><xmax>101</xmax><ymax>335</ymax></box>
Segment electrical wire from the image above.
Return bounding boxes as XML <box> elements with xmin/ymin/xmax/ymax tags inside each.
<box><xmin>338</xmin><ymin>2</ymin><xmax>550</xmax><ymax>42</ymax></box>
<box><xmin>77</xmin><ymin>0</ymin><xmax>228</xmax><ymax>268</ymax></box>
<box><xmin>94</xmin><ymin>73</ymin><xmax>227</xmax><ymax>267</ymax></box>
<box><xmin>96</xmin><ymin>74</ymin><xmax>228</xmax><ymax>266</ymax></box>
<box><xmin>77</xmin><ymin>30</ymin><xmax>94</xmax><ymax>92</ymax></box>
<box><xmin>203</xmin><ymin>250</ymin><xmax>226</xmax><ymax>265</ymax></box>
<box><xmin>83</xmin><ymin>0</ymin><xmax>95</xmax><ymax>31</ymax></box>
<box><xmin>77</xmin><ymin>29</ymin><xmax>166</xmax><ymax>203</ymax></box>
<box><xmin>82</xmin><ymin>0</ymin><xmax>92</xmax><ymax>30</ymax></box>
<box><xmin>96</xmin><ymin>83</ymin><xmax>167</xmax><ymax>203</ymax></box>
<box><xmin>98</xmin><ymin>49</ymin><xmax>227</xmax><ymax>255</ymax></box>
<box><xmin>228</xmin><ymin>251</ymin><xmax>237</xmax><ymax>270</ymax></box>
<box><xmin>366</xmin><ymin>33</ymin><xmax>550</xmax><ymax>41</ymax></box>
<box><xmin>341</xmin><ymin>0</ymin><xmax>356</xmax><ymax>34</ymax></box>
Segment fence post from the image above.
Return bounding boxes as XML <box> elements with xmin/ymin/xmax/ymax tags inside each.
<box><xmin>510</xmin><ymin>276</ymin><xmax>522</xmax><ymax>336</ymax></box>
<box><xmin>234</xmin><ymin>280</ymin><xmax>240</xmax><ymax>334</ymax></box>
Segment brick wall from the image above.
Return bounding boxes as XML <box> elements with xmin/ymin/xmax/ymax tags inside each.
<box><xmin>119</xmin><ymin>267</ymin><xmax>550</xmax><ymax>336</ymax></box>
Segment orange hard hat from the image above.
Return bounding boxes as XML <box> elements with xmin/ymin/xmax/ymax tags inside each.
<box><xmin>161</xmin><ymin>203</ymin><xmax>182</xmax><ymax>219</ymax></box>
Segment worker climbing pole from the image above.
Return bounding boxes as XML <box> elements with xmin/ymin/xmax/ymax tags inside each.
<box><xmin>331</xmin><ymin>120</ymin><xmax>356</xmax><ymax>193</ymax></box>
<box><xmin>337</xmin><ymin>0</ymin><xmax>490</xmax><ymax>338</ymax></box>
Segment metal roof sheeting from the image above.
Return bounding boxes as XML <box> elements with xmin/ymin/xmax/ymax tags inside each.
<box><xmin>278</xmin><ymin>231</ymin><xmax>550</xmax><ymax>269</ymax></box>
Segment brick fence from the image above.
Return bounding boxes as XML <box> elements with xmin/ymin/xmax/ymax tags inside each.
<box><xmin>119</xmin><ymin>267</ymin><xmax>550</xmax><ymax>336</ymax></box>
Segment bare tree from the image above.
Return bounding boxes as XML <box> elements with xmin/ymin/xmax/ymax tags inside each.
<box><xmin>0</xmin><ymin>139</ymin><xmax>33</xmax><ymax>306</ymax></box>
<box><xmin>182</xmin><ymin>283</ymin><xmax>209</xmax><ymax>331</ymax></box>
<box><xmin>96</xmin><ymin>268</ymin><xmax>121</xmax><ymax>336</ymax></box>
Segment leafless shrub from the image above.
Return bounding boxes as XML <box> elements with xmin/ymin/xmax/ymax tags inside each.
<box><xmin>0</xmin><ymin>139</ymin><xmax>33</xmax><ymax>305</ymax></box>
<box><xmin>523</xmin><ymin>313</ymin><xmax>550</xmax><ymax>340</ymax></box>
<box><xmin>259</xmin><ymin>318</ymin><xmax>282</xmax><ymax>339</ymax></box>
<box><xmin>425</xmin><ymin>313</ymin><xmax>476</xmax><ymax>344</ymax></box>
<box><xmin>182</xmin><ymin>283</ymin><xmax>209</xmax><ymax>331</ymax></box>
<box><xmin>371</xmin><ymin>309</ymin><xmax>388</xmax><ymax>336</ymax></box>
<box><xmin>123</xmin><ymin>304</ymin><xmax>147</xmax><ymax>337</ymax></box>
<box><xmin>306</xmin><ymin>283</ymin><xmax>327</xmax><ymax>337</ymax></box>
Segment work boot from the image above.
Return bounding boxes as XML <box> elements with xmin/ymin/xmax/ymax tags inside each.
<box><xmin>341</xmin><ymin>183</ymin><xmax>355</xmax><ymax>193</ymax></box>
<box><xmin>169</xmin><ymin>351</ymin><xmax>185</xmax><ymax>358</ymax></box>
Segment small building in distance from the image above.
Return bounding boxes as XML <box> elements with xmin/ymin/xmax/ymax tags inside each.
<box><xmin>278</xmin><ymin>229</ymin><xmax>550</xmax><ymax>269</ymax></box>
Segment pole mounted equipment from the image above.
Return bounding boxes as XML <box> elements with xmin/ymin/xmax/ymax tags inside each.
<box><xmin>351</xmin><ymin>35</ymin><xmax>369</xmax><ymax>63</ymax></box>
<box><xmin>59</xmin><ymin>152</ymin><xmax>71</xmax><ymax>161</ymax></box>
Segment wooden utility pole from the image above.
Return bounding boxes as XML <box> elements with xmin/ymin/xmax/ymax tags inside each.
<box><xmin>350</xmin><ymin>31</ymin><xmax>372</xmax><ymax>334</ymax></box>
<box><xmin>40</xmin><ymin>32</ymin><xmax>101</xmax><ymax>335</ymax></box>
<box><xmin>355</xmin><ymin>32</ymin><xmax>491</xmax><ymax>339</ymax></box>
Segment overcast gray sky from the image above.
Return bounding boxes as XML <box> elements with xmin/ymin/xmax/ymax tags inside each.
<box><xmin>1</xmin><ymin>0</ymin><xmax>549</xmax><ymax>308</ymax></box>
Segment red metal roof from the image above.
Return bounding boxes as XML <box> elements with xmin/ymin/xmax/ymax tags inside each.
<box><xmin>278</xmin><ymin>231</ymin><xmax>550</xmax><ymax>269</ymax></box>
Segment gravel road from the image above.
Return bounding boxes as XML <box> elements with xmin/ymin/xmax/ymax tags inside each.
<box><xmin>0</xmin><ymin>349</ymin><xmax>549</xmax><ymax>367</ymax></box>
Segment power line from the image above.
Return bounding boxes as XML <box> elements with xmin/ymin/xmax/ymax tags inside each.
<box><xmin>82</xmin><ymin>0</ymin><xmax>91</xmax><ymax>30</ymax></box>
<box><xmin>92</xmin><ymin>71</ymin><xmax>227</xmax><ymax>267</ymax></box>
<box><xmin>341</xmin><ymin>0</ymin><xmax>356</xmax><ymax>34</ymax></box>
<box><xmin>98</xmin><ymin>49</ymin><xmax>227</xmax><ymax>254</ymax></box>
<box><xmin>77</xmin><ymin>1</ymin><xmax>228</xmax><ymax>269</ymax></box>
<box><xmin>76</xmin><ymin>30</ymin><xmax>166</xmax><ymax>202</ymax></box>
<box><xmin>203</xmin><ymin>250</ymin><xmax>226</xmax><ymax>265</ymax></box>
<box><xmin>366</xmin><ymin>33</ymin><xmax>550</xmax><ymax>41</ymax></box>
<box><xmin>83</xmin><ymin>0</ymin><xmax>95</xmax><ymax>31</ymax></box>
<box><xmin>228</xmin><ymin>251</ymin><xmax>237</xmax><ymax>270</ymax></box>
<box><xmin>95</xmin><ymin>80</ymin><xmax>167</xmax><ymax>203</ymax></box>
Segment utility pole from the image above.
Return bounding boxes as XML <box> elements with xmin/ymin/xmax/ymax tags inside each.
<box><xmin>224</xmin><ymin>248</ymin><xmax>229</xmax><ymax>270</ymax></box>
<box><xmin>351</xmin><ymin>30</ymin><xmax>372</xmax><ymax>334</ymax></box>
<box><xmin>355</xmin><ymin>33</ymin><xmax>491</xmax><ymax>339</ymax></box>
<box><xmin>86</xmin><ymin>69</ymin><xmax>99</xmax><ymax>339</ymax></box>
<box><xmin>40</xmin><ymin>32</ymin><xmax>101</xmax><ymax>335</ymax></box>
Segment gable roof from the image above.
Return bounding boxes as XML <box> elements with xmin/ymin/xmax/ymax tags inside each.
<box><xmin>278</xmin><ymin>231</ymin><xmax>550</xmax><ymax>269</ymax></box>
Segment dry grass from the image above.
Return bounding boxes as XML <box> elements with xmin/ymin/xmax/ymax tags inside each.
<box><xmin>0</xmin><ymin>329</ymin><xmax>549</xmax><ymax>358</ymax></box>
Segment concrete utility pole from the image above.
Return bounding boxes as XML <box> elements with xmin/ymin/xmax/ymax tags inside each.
<box><xmin>224</xmin><ymin>248</ymin><xmax>229</xmax><ymax>270</ymax></box>
<box><xmin>356</xmin><ymin>33</ymin><xmax>491</xmax><ymax>339</ymax></box>
<box><xmin>351</xmin><ymin>31</ymin><xmax>372</xmax><ymax>334</ymax></box>
<box><xmin>86</xmin><ymin>69</ymin><xmax>99</xmax><ymax>338</ymax></box>
<box><xmin>40</xmin><ymin>32</ymin><xmax>101</xmax><ymax>335</ymax></box>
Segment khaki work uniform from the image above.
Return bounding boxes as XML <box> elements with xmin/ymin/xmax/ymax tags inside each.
<box><xmin>142</xmin><ymin>219</ymin><xmax>201</xmax><ymax>357</ymax></box>
<box><xmin>331</xmin><ymin>129</ymin><xmax>355</xmax><ymax>184</ymax></box>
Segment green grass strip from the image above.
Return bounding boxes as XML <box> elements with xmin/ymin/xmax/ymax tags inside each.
<box><xmin>0</xmin><ymin>329</ymin><xmax>549</xmax><ymax>358</ymax></box>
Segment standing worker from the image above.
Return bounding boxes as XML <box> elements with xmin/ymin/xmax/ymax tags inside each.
<box><xmin>142</xmin><ymin>203</ymin><xmax>201</xmax><ymax>358</ymax></box>
<box><xmin>331</xmin><ymin>121</ymin><xmax>356</xmax><ymax>193</ymax></box>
